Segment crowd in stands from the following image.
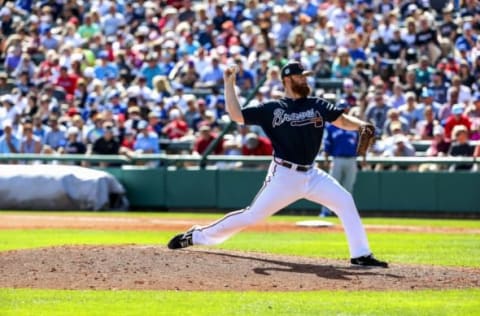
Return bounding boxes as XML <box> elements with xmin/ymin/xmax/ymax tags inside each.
<box><xmin>0</xmin><ymin>0</ymin><xmax>479</xmax><ymax>170</ymax></box>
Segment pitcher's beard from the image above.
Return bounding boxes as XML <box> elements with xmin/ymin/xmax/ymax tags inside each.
<box><xmin>291</xmin><ymin>81</ymin><xmax>311</xmax><ymax>98</ymax></box>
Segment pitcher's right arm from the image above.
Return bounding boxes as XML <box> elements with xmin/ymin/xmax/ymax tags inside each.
<box><xmin>224</xmin><ymin>66</ymin><xmax>244</xmax><ymax>124</ymax></box>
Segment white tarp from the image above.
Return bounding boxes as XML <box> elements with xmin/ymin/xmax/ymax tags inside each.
<box><xmin>0</xmin><ymin>164</ymin><xmax>128</xmax><ymax>210</ymax></box>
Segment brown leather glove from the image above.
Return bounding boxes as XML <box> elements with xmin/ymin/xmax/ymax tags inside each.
<box><xmin>356</xmin><ymin>124</ymin><xmax>375</xmax><ymax>156</ymax></box>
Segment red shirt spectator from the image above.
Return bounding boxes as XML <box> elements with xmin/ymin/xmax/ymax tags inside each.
<box><xmin>121</xmin><ymin>130</ymin><xmax>136</xmax><ymax>150</ymax></box>
<box><xmin>444</xmin><ymin>104</ymin><xmax>472</xmax><ymax>140</ymax></box>
<box><xmin>194</xmin><ymin>126</ymin><xmax>223</xmax><ymax>155</ymax></box>
<box><xmin>55</xmin><ymin>66</ymin><xmax>78</xmax><ymax>96</ymax></box>
<box><xmin>162</xmin><ymin>109</ymin><xmax>189</xmax><ymax>139</ymax></box>
<box><xmin>37</xmin><ymin>52</ymin><xmax>59</xmax><ymax>80</ymax></box>
<box><xmin>242</xmin><ymin>133</ymin><xmax>273</xmax><ymax>156</ymax></box>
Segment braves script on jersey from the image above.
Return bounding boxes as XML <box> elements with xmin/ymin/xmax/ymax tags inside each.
<box><xmin>242</xmin><ymin>97</ymin><xmax>343</xmax><ymax>165</ymax></box>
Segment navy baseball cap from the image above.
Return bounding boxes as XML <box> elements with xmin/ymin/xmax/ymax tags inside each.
<box><xmin>281</xmin><ymin>62</ymin><xmax>313</xmax><ymax>79</ymax></box>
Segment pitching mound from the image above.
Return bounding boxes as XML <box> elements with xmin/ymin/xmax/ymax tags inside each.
<box><xmin>0</xmin><ymin>246</ymin><xmax>479</xmax><ymax>291</ymax></box>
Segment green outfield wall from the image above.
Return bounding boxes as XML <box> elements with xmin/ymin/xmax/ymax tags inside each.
<box><xmin>104</xmin><ymin>168</ymin><xmax>480</xmax><ymax>214</ymax></box>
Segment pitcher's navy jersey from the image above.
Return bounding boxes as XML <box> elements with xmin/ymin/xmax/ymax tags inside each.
<box><xmin>241</xmin><ymin>97</ymin><xmax>343</xmax><ymax>165</ymax></box>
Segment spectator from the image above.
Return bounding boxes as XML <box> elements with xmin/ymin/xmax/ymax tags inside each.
<box><xmin>382</xmin><ymin>132</ymin><xmax>416</xmax><ymax>170</ymax></box>
<box><xmin>388</xmin><ymin>81</ymin><xmax>406</xmax><ymax>108</ymax></box>
<box><xmin>418</xmin><ymin>88</ymin><xmax>442</xmax><ymax>119</ymax></box>
<box><xmin>459</xmin><ymin>60</ymin><xmax>476</xmax><ymax>87</ymax></box>
<box><xmin>77</xmin><ymin>13</ymin><xmax>100</xmax><ymax>40</ymax></box>
<box><xmin>438</xmin><ymin>5</ymin><xmax>458</xmax><ymax>45</ymax></box>
<box><xmin>341</xmin><ymin>78</ymin><xmax>357</xmax><ymax>108</ymax></box>
<box><xmin>263</xmin><ymin>65</ymin><xmax>282</xmax><ymax>93</ymax></box>
<box><xmin>234</xmin><ymin>56</ymin><xmax>255</xmax><ymax>92</ymax></box>
<box><xmin>32</xmin><ymin>114</ymin><xmax>49</xmax><ymax>140</ymax></box>
<box><xmin>428</xmin><ymin>70</ymin><xmax>449</xmax><ymax>105</ymax></box>
<box><xmin>398</xmin><ymin>91</ymin><xmax>423</xmax><ymax>129</ymax></box>
<box><xmin>365</xmin><ymin>91</ymin><xmax>391</xmax><ymax>136</ymax></box>
<box><xmin>0</xmin><ymin>120</ymin><xmax>20</xmax><ymax>154</ymax></box>
<box><xmin>101</xmin><ymin>4</ymin><xmax>126</xmax><ymax>37</ymax></box>
<box><xmin>331</xmin><ymin>47</ymin><xmax>354</xmax><ymax>79</ymax></box>
<box><xmin>56</xmin><ymin>65</ymin><xmax>78</xmax><ymax>97</ymax></box>
<box><xmin>162</xmin><ymin>109</ymin><xmax>189</xmax><ymax>140</ymax></box>
<box><xmin>403</xmin><ymin>70</ymin><xmax>422</xmax><ymax>97</ymax></box>
<box><xmin>466</xmin><ymin>94</ymin><xmax>480</xmax><ymax>120</ymax></box>
<box><xmin>0</xmin><ymin>72</ymin><xmax>10</xmax><ymax>95</ymax></box>
<box><xmin>178</xmin><ymin>60</ymin><xmax>200</xmax><ymax>89</ymax></box>
<box><xmin>0</xmin><ymin>95</ymin><xmax>19</xmax><ymax>126</ymax></box>
<box><xmin>20</xmin><ymin>122</ymin><xmax>42</xmax><ymax>154</ymax></box>
<box><xmin>3</xmin><ymin>46</ymin><xmax>22</xmax><ymax>75</ymax></box>
<box><xmin>61</xmin><ymin>126</ymin><xmax>86</xmax><ymax>155</ymax></box>
<box><xmin>193</xmin><ymin>124</ymin><xmax>223</xmax><ymax>155</ymax></box>
<box><xmin>242</xmin><ymin>132</ymin><xmax>272</xmax><ymax>156</ymax></box>
<box><xmin>448</xmin><ymin>125</ymin><xmax>475</xmax><ymax>171</ymax></box>
<box><xmin>385</xmin><ymin>27</ymin><xmax>407</xmax><ymax>61</ymax></box>
<box><xmin>455</xmin><ymin>22</ymin><xmax>477</xmax><ymax>54</ymax></box>
<box><xmin>43</xmin><ymin>115</ymin><xmax>66</xmax><ymax>152</ymax></box>
<box><xmin>449</xmin><ymin>75</ymin><xmax>472</xmax><ymax>105</ymax></box>
<box><xmin>94</xmin><ymin>51</ymin><xmax>119</xmax><ymax>80</ymax></box>
<box><xmin>12</xmin><ymin>53</ymin><xmax>36</xmax><ymax>80</ymax></box>
<box><xmin>141</xmin><ymin>53</ymin><xmax>163</xmax><ymax>89</ymax></box>
<box><xmin>383</xmin><ymin>108</ymin><xmax>410</xmax><ymax>136</ymax></box>
<box><xmin>415</xmin><ymin>14</ymin><xmax>441</xmax><ymax>64</ymax></box>
<box><xmin>439</xmin><ymin>86</ymin><xmax>460</xmax><ymax>122</ymax></box>
<box><xmin>414</xmin><ymin>55</ymin><xmax>435</xmax><ymax>85</ymax></box>
<box><xmin>40</xmin><ymin>26</ymin><xmax>60</xmax><ymax>51</ymax></box>
<box><xmin>416</xmin><ymin>106</ymin><xmax>439</xmax><ymax>140</ymax></box>
<box><xmin>300</xmin><ymin>38</ymin><xmax>321</xmax><ymax>70</ymax></box>
<box><xmin>199</xmin><ymin>55</ymin><xmax>224</xmax><ymax>89</ymax></box>
<box><xmin>91</xmin><ymin>121</ymin><xmax>120</xmax><ymax>167</ymax></box>
<box><xmin>133</xmin><ymin>120</ymin><xmax>160</xmax><ymax>154</ymax></box>
<box><xmin>444</xmin><ymin>104</ymin><xmax>472</xmax><ymax>141</ymax></box>
<box><xmin>426</xmin><ymin>125</ymin><xmax>451</xmax><ymax>157</ymax></box>
<box><xmin>120</xmin><ymin>128</ymin><xmax>136</xmax><ymax>152</ymax></box>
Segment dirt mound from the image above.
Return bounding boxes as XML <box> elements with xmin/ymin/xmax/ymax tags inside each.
<box><xmin>0</xmin><ymin>245</ymin><xmax>479</xmax><ymax>291</ymax></box>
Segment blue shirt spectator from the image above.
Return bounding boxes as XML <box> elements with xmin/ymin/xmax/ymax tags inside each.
<box><xmin>141</xmin><ymin>56</ymin><xmax>164</xmax><ymax>89</ymax></box>
<box><xmin>134</xmin><ymin>121</ymin><xmax>160</xmax><ymax>153</ymax></box>
<box><xmin>200</xmin><ymin>58</ymin><xmax>224</xmax><ymax>86</ymax></box>
<box><xmin>455</xmin><ymin>23</ymin><xmax>477</xmax><ymax>52</ymax></box>
<box><xmin>94</xmin><ymin>53</ymin><xmax>119</xmax><ymax>80</ymax></box>
<box><xmin>324</xmin><ymin>123</ymin><xmax>358</xmax><ymax>158</ymax></box>
<box><xmin>0</xmin><ymin>122</ymin><xmax>20</xmax><ymax>153</ymax></box>
<box><xmin>43</xmin><ymin>118</ymin><xmax>66</xmax><ymax>150</ymax></box>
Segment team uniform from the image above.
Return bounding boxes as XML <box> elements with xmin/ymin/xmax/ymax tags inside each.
<box><xmin>168</xmin><ymin>62</ymin><xmax>387</xmax><ymax>268</ymax></box>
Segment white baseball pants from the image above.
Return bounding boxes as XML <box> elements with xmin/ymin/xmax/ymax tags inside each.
<box><xmin>321</xmin><ymin>157</ymin><xmax>358</xmax><ymax>215</ymax></box>
<box><xmin>192</xmin><ymin>161</ymin><xmax>371</xmax><ymax>258</ymax></box>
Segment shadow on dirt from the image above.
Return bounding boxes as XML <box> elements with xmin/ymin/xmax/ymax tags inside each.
<box><xmin>200</xmin><ymin>251</ymin><xmax>402</xmax><ymax>281</ymax></box>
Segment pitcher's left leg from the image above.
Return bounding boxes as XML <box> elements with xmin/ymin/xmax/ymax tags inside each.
<box><xmin>305</xmin><ymin>168</ymin><xmax>370</xmax><ymax>258</ymax></box>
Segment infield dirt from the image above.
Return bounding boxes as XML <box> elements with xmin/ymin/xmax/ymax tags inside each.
<box><xmin>0</xmin><ymin>246</ymin><xmax>479</xmax><ymax>291</ymax></box>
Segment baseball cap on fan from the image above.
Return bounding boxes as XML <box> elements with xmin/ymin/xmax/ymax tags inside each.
<box><xmin>280</xmin><ymin>62</ymin><xmax>313</xmax><ymax>79</ymax></box>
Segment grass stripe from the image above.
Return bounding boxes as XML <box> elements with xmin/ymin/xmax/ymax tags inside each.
<box><xmin>1</xmin><ymin>288</ymin><xmax>479</xmax><ymax>316</ymax></box>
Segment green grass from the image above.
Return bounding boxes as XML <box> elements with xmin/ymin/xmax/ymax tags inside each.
<box><xmin>1</xmin><ymin>288</ymin><xmax>480</xmax><ymax>316</ymax></box>
<box><xmin>0</xmin><ymin>229</ymin><xmax>478</xmax><ymax>267</ymax></box>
